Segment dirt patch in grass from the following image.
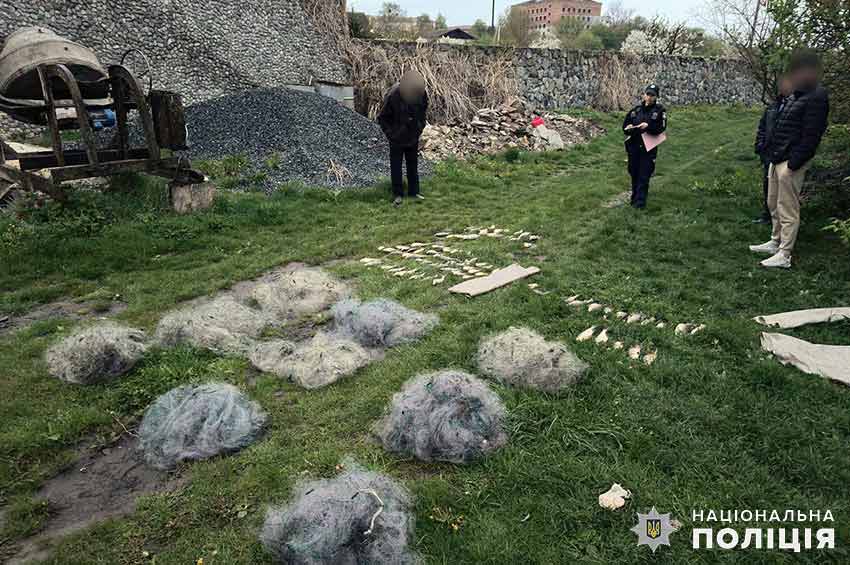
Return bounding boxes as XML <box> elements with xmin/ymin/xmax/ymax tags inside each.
<box><xmin>3</xmin><ymin>435</ymin><xmax>184</xmax><ymax>564</ymax></box>
<box><xmin>0</xmin><ymin>299</ymin><xmax>128</xmax><ymax>337</ymax></box>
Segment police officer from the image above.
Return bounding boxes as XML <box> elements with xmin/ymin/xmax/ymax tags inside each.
<box><xmin>623</xmin><ymin>84</ymin><xmax>667</xmax><ymax>209</ymax></box>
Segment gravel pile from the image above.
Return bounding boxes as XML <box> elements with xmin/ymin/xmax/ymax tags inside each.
<box><xmin>181</xmin><ymin>87</ymin><xmax>432</xmax><ymax>191</ymax></box>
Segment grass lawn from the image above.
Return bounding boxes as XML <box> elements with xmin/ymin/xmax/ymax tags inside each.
<box><xmin>1</xmin><ymin>105</ymin><xmax>849</xmax><ymax>564</ymax></box>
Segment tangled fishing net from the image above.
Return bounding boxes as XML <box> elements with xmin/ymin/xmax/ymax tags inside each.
<box><xmin>249</xmin><ymin>339</ymin><xmax>297</xmax><ymax>377</ymax></box>
<box><xmin>45</xmin><ymin>321</ymin><xmax>147</xmax><ymax>385</ymax></box>
<box><xmin>154</xmin><ymin>295</ymin><xmax>269</xmax><ymax>355</ymax></box>
<box><xmin>280</xmin><ymin>332</ymin><xmax>372</xmax><ymax>390</ymax></box>
<box><xmin>477</xmin><ymin>327</ymin><xmax>588</xmax><ymax>393</ymax></box>
<box><xmin>375</xmin><ymin>370</ymin><xmax>508</xmax><ymax>464</ymax></box>
<box><xmin>261</xmin><ymin>460</ymin><xmax>420</xmax><ymax>565</ymax></box>
<box><xmin>138</xmin><ymin>382</ymin><xmax>267</xmax><ymax>470</ymax></box>
<box><xmin>331</xmin><ymin>299</ymin><xmax>439</xmax><ymax>348</ymax></box>
<box><xmin>250</xmin><ymin>268</ymin><xmax>350</xmax><ymax>321</ymax></box>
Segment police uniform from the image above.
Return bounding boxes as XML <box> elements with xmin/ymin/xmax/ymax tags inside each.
<box><xmin>622</xmin><ymin>85</ymin><xmax>667</xmax><ymax>208</ymax></box>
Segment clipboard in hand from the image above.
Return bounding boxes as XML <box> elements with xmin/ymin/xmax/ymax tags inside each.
<box><xmin>641</xmin><ymin>132</ymin><xmax>667</xmax><ymax>151</ymax></box>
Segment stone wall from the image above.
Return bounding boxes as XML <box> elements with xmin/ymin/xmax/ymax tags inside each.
<box><xmin>365</xmin><ymin>41</ymin><xmax>761</xmax><ymax>111</ymax></box>
<box><xmin>513</xmin><ymin>48</ymin><xmax>760</xmax><ymax>108</ymax></box>
<box><xmin>0</xmin><ymin>0</ymin><xmax>349</xmax><ymax>138</ymax></box>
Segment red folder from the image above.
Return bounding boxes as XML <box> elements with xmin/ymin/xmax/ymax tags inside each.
<box><xmin>642</xmin><ymin>132</ymin><xmax>667</xmax><ymax>151</ymax></box>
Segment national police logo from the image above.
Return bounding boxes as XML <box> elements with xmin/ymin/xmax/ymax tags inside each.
<box><xmin>646</xmin><ymin>518</ymin><xmax>662</xmax><ymax>539</ymax></box>
<box><xmin>631</xmin><ymin>507</ymin><xmax>676</xmax><ymax>553</ymax></box>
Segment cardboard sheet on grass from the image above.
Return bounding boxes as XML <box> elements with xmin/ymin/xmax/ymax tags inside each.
<box><xmin>756</xmin><ymin>307</ymin><xmax>850</xmax><ymax>386</ymax></box>
<box><xmin>754</xmin><ymin>308</ymin><xmax>850</xmax><ymax>329</ymax></box>
<box><xmin>448</xmin><ymin>264</ymin><xmax>540</xmax><ymax>297</ymax></box>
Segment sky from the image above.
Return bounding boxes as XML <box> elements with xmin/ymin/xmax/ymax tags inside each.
<box><xmin>348</xmin><ymin>0</ymin><xmax>706</xmax><ymax>28</ymax></box>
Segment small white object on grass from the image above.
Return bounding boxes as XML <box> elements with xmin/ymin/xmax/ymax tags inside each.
<box><xmin>616</xmin><ymin>311</ymin><xmax>628</xmax><ymax>320</ymax></box>
<box><xmin>612</xmin><ymin>341</ymin><xmax>624</xmax><ymax>350</ymax></box>
<box><xmin>643</xmin><ymin>351</ymin><xmax>658</xmax><ymax>366</ymax></box>
<box><xmin>691</xmin><ymin>324</ymin><xmax>706</xmax><ymax>335</ymax></box>
<box><xmin>576</xmin><ymin>326</ymin><xmax>597</xmax><ymax>342</ymax></box>
<box><xmin>628</xmin><ymin>345</ymin><xmax>642</xmax><ymax>359</ymax></box>
<box><xmin>595</xmin><ymin>328</ymin><xmax>609</xmax><ymax>344</ymax></box>
<box><xmin>588</xmin><ymin>303</ymin><xmax>603</xmax><ymax>313</ymax></box>
<box><xmin>626</xmin><ymin>313</ymin><xmax>642</xmax><ymax>324</ymax></box>
<box><xmin>598</xmin><ymin>483</ymin><xmax>631</xmax><ymax>511</ymax></box>
<box><xmin>656</xmin><ymin>322</ymin><xmax>666</xmax><ymax>329</ymax></box>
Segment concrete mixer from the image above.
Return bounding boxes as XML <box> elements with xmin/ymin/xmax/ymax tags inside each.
<box><xmin>0</xmin><ymin>26</ymin><xmax>204</xmax><ymax>204</ymax></box>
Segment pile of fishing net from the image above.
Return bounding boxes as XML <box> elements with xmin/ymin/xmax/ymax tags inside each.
<box><xmin>477</xmin><ymin>326</ymin><xmax>588</xmax><ymax>393</ymax></box>
<box><xmin>375</xmin><ymin>370</ymin><xmax>508</xmax><ymax>463</ymax></box>
<box><xmin>154</xmin><ymin>295</ymin><xmax>269</xmax><ymax>355</ymax></box>
<box><xmin>261</xmin><ymin>461</ymin><xmax>420</xmax><ymax>564</ymax></box>
<box><xmin>249</xmin><ymin>268</ymin><xmax>350</xmax><ymax>320</ymax></box>
<box><xmin>250</xmin><ymin>333</ymin><xmax>372</xmax><ymax>390</ymax></box>
<box><xmin>45</xmin><ymin>321</ymin><xmax>148</xmax><ymax>384</ymax></box>
<box><xmin>138</xmin><ymin>382</ymin><xmax>267</xmax><ymax>470</ymax></box>
<box><xmin>331</xmin><ymin>298</ymin><xmax>439</xmax><ymax>348</ymax></box>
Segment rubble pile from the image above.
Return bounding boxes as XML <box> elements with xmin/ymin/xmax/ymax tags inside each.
<box><xmin>419</xmin><ymin>99</ymin><xmax>604</xmax><ymax>161</ymax></box>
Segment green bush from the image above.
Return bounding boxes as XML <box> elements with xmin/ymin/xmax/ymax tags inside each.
<box><xmin>823</xmin><ymin>218</ymin><xmax>850</xmax><ymax>248</ymax></box>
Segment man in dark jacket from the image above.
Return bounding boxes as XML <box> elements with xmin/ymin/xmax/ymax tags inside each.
<box><xmin>749</xmin><ymin>49</ymin><xmax>830</xmax><ymax>269</ymax></box>
<box><xmin>753</xmin><ymin>75</ymin><xmax>792</xmax><ymax>223</ymax></box>
<box><xmin>622</xmin><ymin>84</ymin><xmax>667</xmax><ymax>209</ymax></box>
<box><xmin>378</xmin><ymin>69</ymin><xmax>428</xmax><ymax>206</ymax></box>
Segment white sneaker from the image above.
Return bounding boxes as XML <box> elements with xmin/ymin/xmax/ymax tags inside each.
<box><xmin>761</xmin><ymin>251</ymin><xmax>791</xmax><ymax>269</ymax></box>
<box><xmin>749</xmin><ymin>240</ymin><xmax>779</xmax><ymax>254</ymax></box>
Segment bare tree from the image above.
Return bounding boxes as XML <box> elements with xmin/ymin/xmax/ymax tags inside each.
<box><xmin>605</xmin><ymin>0</ymin><xmax>635</xmax><ymax>26</ymax></box>
<box><xmin>500</xmin><ymin>8</ymin><xmax>532</xmax><ymax>47</ymax></box>
<box><xmin>698</xmin><ymin>0</ymin><xmax>778</xmax><ymax>101</ymax></box>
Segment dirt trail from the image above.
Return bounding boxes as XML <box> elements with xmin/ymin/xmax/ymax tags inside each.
<box><xmin>2</xmin><ymin>436</ymin><xmax>184</xmax><ymax>564</ymax></box>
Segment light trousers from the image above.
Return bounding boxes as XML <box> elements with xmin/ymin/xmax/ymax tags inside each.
<box><xmin>767</xmin><ymin>160</ymin><xmax>810</xmax><ymax>254</ymax></box>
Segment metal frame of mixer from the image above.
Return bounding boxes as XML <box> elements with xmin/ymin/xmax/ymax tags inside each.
<box><xmin>0</xmin><ymin>55</ymin><xmax>202</xmax><ymax>202</ymax></box>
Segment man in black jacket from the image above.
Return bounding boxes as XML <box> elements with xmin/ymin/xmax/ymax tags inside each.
<box><xmin>749</xmin><ymin>50</ymin><xmax>830</xmax><ymax>269</ymax></box>
<box><xmin>753</xmin><ymin>75</ymin><xmax>792</xmax><ymax>224</ymax></box>
<box><xmin>378</xmin><ymin>69</ymin><xmax>428</xmax><ymax>206</ymax></box>
<box><xmin>622</xmin><ymin>84</ymin><xmax>667</xmax><ymax>209</ymax></box>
